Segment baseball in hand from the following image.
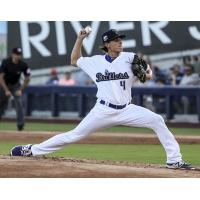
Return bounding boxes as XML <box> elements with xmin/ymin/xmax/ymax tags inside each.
<box><xmin>84</xmin><ymin>26</ymin><xmax>92</xmax><ymax>34</ymax></box>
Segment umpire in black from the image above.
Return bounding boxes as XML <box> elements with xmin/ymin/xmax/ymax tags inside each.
<box><xmin>0</xmin><ymin>47</ymin><xmax>31</xmax><ymax>131</ymax></box>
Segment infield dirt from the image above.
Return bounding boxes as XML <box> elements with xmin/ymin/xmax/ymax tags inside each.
<box><xmin>0</xmin><ymin>156</ymin><xmax>200</xmax><ymax>178</ymax></box>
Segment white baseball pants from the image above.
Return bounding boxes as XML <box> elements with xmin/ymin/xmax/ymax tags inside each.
<box><xmin>31</xmin><ymin>102</ymin><xmax>182</xmax><ymax>163</ymax></box>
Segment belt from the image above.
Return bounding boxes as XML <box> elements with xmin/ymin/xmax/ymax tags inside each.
<box><xmin>100</xmin><ymin>100</ymin><xmax>130</xmax><ymax>110</ymax></box>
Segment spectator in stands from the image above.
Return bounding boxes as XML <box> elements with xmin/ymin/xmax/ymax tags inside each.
<box><xmin>169</xmin><ymin>64</ymin><xmax>184</xmax><ymax>86</ymax></box>
<box><xmin>179</xmin><ymin>64</ymin><xmax>199</xmax><ymax>86</ymax></box>
<box><xmin>58</xmin><ymin>71</ymin><xmax>75</xmax><ymax>86</ymax></box>
<box><xmin>46</xmin><ymin>68</ymin><xmax>59</xmax><ymax>85</ymax></box>
<box><xmin>182</xmin><ymin>55</ymin><xmax>191</xmax><ymax>66</ymax></box>
<box><xmin>152</xmin><ymin>76</ymin><xmax>167</xmax><ymax>113</ymax></box>
<box><xmin>168</xmin><ymin>64</ymin><xmax>184</xmax><ymax>114</ymax></box>
<box><xmin>152</xmin><ymin>65</ymin><xmax>168</xmax><ymax>85</ymax></box>
<box><xmin>74</xmin><ymin>70</ymin><xmax>95</xmax><ymax>86</ymax></box>
<box><xmin>191</xmin><ymin>55</ymin><xmax>200</xmax><ymax>75</ymax></box>
<box><xmin>179</xmin><ymin>64</ymin><xmax>200</xmax><ymax>114</ymax></box>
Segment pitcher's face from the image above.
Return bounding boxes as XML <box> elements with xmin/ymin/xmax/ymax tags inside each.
<box><xmin>106</xmin><ymin>38</ymin><xmax>123</xmax><ymax>53</ymax></box>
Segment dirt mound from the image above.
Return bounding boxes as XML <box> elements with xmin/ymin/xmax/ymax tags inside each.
<box><xmin>0</xmin><ymin>155</ymin><xmax>200</xmax><ymax>178</ymax></box>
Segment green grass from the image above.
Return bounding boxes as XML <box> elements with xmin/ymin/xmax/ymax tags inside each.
<box><xmin>0</xmin><ymin>122</ymin><xmax>77</xmax><ymax>132</ymax></box>
<box><xmin>1</xmin><ymin>142</ymin><xmax>200</xmax><ymax>166</ymax></box>
<box><xmin>51</xmin><ymin>144</ymin><xmax>200</xmax><ymax>166</ymax></box>
<box><xmin>0</xmin><ymin>122</ymin><xmax>200</xmax><ymax>135</ymax></box>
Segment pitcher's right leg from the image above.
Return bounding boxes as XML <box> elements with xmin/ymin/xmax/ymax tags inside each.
<box><xmin>118</xmin><ymin>104</ymin><xmax>182</xmax><ymax>164</ymax></box>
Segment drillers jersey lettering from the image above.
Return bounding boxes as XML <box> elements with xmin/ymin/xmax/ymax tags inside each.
<box><xmin>96</xmin><ymin>70</ymin><xmax>129</xmax><ymax>82</ymax></box>
<box><xmin>77</xmin><ymin>52</ymin><xmax>135</xmax><ymax>105</ymax></box>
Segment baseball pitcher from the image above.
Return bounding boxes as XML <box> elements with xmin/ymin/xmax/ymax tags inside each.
<box><xmin>10</xmin><ymin>29</ymin><xmax>193</xmax><ymax>170</ymax></box>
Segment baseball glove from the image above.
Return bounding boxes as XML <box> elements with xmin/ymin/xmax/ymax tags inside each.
<box><xmin>131</xmin><ymin>55</ymin><xmax>148</xmax><ymax>83</ymax></box>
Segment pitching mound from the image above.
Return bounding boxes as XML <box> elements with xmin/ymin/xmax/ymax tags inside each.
<box><xmin>0</xmin><ymin>155</ymin><xmax>200</xmax><ymax>178</ymax></box>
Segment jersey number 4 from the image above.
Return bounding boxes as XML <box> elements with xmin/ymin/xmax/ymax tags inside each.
<box><xmin>120</xmin><ymin>80</ymin><xmax>126</xmax><ymax>90</ymax></box>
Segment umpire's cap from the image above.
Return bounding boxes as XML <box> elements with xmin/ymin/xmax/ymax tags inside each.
<box><xmin>12</xmin><ymin>47</ymin><xmax>22</xmax><ymax>55</ymax></box>
<box><xmin>100</xmin><ymin>29</ymin><xmax>126</xmax><ymax>52</ymax></box>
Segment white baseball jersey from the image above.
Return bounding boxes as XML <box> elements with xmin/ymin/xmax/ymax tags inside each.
<box><xmin>77</xmin><ymin>52</ymin><xmax>135</xmax><ymax>105</ymax></box>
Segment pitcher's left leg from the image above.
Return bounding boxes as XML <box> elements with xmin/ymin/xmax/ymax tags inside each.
<box><xmin>119</xmin><ymin>104</ymin><xmax>182</xmax><ymax>163</ymax></box>
<box><xmin>30</xmin><ymin>104</ymin><xmax>116</xmax><ymax>156</ymax></box>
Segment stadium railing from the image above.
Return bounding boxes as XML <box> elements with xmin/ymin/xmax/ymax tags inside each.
<box><xmin>24</xmin><ymin>86</ymin><xmax>200</xmax><ymax>121</ymax></box>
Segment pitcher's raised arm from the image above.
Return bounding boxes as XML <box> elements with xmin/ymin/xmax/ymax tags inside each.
<box><xmin>71</xmin><ymin>30</ymin><xmax>90</xmax><ymax>67</ymax></box>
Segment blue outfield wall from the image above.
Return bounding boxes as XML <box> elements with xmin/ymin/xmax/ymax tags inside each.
<box><xmin>24</xmin><ymin>86</ymin><xmax>200</xmax><ymax>121</ymax></box>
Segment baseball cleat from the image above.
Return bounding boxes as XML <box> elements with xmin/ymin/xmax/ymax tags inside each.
<box><xmin>166</xmin><ymin>161</ymin><xmax>195</xmax><ymax>170</ymax></box>
<box><xmin>10</xmin><ymin>144</ymin><xmax>33</xmax><ymax>157</ymax></box>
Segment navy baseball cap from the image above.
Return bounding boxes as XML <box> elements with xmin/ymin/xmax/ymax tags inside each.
<box><xmin>12</xmin><ymin>47</ymin><xmax>22</xmax><ymax>55</ymax></box>
<box><xmin>102</xmin><ymin>29</ymin><xmax>126</xmax><ymax>43</ymax></box>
